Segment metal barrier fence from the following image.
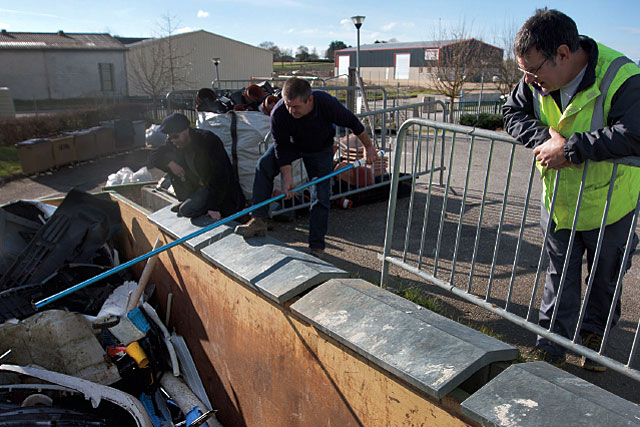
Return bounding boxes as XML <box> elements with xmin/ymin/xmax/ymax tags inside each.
<box><xmin>449</xmin><ymin>100</ymin><xmax>504</xmax><ymax>123</ymax></box>
<box><xmin>270</xmin><ymin>100</ymin><xmax>448</xmax><ymax>216</ymax></box>
<box><xmin>380</xmin><ymin>118</ymin><xmax>640</xmax><ymax>382</ymax></box>
<box><xmin>212</xmin><ymin>77</ymin><xmax>327</xmax><ymax>90</ymax></box>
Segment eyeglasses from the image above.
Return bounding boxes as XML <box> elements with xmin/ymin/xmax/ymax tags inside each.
<box><xmin>518</xmin><ymin>57</ymin><xmax>548</xmax><ymax>80</ymax></box>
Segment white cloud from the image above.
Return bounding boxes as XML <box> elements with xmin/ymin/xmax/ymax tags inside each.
<box><xmin>175</xmin><ymin>27</ymin><xmax>193</xmax><ymax>34</ymax></box>
<box><xmin>0</xmin><ymin>8</ymin><xmax>61</xmax><ymax>19</ymax></box>
<box><xmin>382</xmin><ymin>22</ymin><xmax>397</xmax><ymax>32</ymax></box>
<box><xmin>197</xmin><ymin>10</ymin><xmax>209</xmax><ymax>18</ymax></box>
<box><xmin>340</xmin><ymin>18</ymin><xmax>351</xmax><ymax>25</ymax></box>
<box><xmin>617</xmin><ymin>26</ymin><xmax>640</xmax><ymax>35</ymax></box>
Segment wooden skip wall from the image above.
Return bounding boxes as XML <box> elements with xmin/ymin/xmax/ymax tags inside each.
<box><xmin>113</xmin><ymin>194</ymin><xmax>477</xmax><ymax>426</ymax></box>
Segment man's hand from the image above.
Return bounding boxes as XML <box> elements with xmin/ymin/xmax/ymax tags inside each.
<box><xmin>533</xmin><ymin>127</ymin><xmax>572</xmax><ymax>170</ymax></box>
<box><xmin>207</xmin><ymin>210</ymin><xmax>221</xmax><ymax>221</ymax></box>
<box><xmin>357</xmin><ymin>131</ymin><xmax>377</xmax><ymax>164</ymax></box>
<box><xmin>364</xmin><ymin>145</ymin><xmax>377</xmax><ymax>164</ymax></box>
<box><xmin>168</xmin><ymin>161</ymin><xmax>186</xmax><ymax>181</ymax></box>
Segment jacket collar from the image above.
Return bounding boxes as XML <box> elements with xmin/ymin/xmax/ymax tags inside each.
<box><xmin>547</xmin><ymin>36</ymin><xmax>597</xmax><ymax>106</ymax></box>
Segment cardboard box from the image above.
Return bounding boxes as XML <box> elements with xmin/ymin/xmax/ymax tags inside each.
<box><xmin>51</xmin><ymin>135</ymin><xmax>76</xmax><ymax>167</ymax></box>
<box><xmin>16</xmin><ymin>138</ymin><xmax>54</xmax><ymax>174</ymax></box>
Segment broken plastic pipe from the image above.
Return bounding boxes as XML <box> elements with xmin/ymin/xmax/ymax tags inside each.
<box><xmin>35</xmin><ymin>152</ymin><xmax>383</xmax><ymax>309</ymax></box>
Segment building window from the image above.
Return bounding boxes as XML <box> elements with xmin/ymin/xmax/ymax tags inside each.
<box><xmin>99</xmin><ymin>63</ymin><xmax>114</xmax><ymax>92</ymax></box>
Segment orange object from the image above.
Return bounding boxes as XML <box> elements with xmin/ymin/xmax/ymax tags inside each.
<box><xmin>262</xmin><ymin>95</ymin><xmax>279</xmax><ymax>116</ymax></box>
<box><xmin>243</xmin><ymin>85</ymin><xmax>266</xmax><ymax>103</ymax></box>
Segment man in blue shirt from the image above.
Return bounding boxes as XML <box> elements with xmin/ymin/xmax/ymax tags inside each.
<box><xmin>235</xmin><ymin>77</ymin><xmax>376</xmax><ymax>258</ymax></box>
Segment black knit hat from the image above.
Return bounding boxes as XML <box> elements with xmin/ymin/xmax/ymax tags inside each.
<box><xmin>159</xmin><ymin>113</ymin><xmax>190</xmax><ymax>134</ymax></box>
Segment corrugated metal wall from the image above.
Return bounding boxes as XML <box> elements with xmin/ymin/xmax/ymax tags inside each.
<box><xmin>336</xmin><ymin>48</ymin><xmax>436</xmax><ymax>68</ymax></box>
<box><xmin>126</xmin><ymin>30</ymin><xmax>273</xmax><ymax>96</ymax></box>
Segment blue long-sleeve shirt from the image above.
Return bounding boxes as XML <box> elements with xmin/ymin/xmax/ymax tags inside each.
<box><xmin>270</xmin><ymin>90</ymin><xmax>365</xmax><ymax>167</ymax></box>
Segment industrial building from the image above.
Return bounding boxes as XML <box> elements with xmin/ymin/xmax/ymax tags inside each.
<box><xmin>124</xmin><ymin>30</ymin><xmax>273</xmax><ymax>97</ymax></box>
<box><xmin>0</xmin><ymin>30</ymin><xmax>128</xmax><ymax>100</ymax></box>
<box><xmin>334</xmin><ymin>39</ymin><xmax>503</xmax><ymax>86</ymax></box>
<box><xmin>0</xmin><ymin>29</ymin><xmax>273</xmax><ymax>102</ymax></box>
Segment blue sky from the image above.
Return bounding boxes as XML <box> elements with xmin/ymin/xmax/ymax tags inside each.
<box><xmin>1</xmin><ymin>1</ymin><xmax>639</xmax><ymax>61</ymax></box>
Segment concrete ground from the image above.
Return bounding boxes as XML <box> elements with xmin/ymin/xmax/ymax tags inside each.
<box><xmin>1</xmin><ymin>146</ymin><xmax>639</xmax><ymax>405</ymax></box>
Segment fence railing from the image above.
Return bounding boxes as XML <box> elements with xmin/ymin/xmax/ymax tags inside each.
<box><xmin>212</xmin><ymin>77</ymin><xmax>327</xmax><ymax>91</ymax></box>
<box><xmin>380</xmin><ymin>117</ymin><xmax>640</xmax><ymax>382</ymax></box>
<box><xmin>449</xmin><ymin>100</ymin><xmax>503</xmax><ymax>123</ymax></box>
<box><xmin>270</xmin><ymin>100</ymin><xmax>448</xmax><ymax>216</ymax></box>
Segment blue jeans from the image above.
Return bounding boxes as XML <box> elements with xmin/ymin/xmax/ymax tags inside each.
<box><xmin>537</xmin><ymin>203</ymin><xmax>637</xmax><ymax>356</ymax></box>
<box><xmin>251</xmin><ymin>144</ymin><xmax>333</xmax><ymax>250</ymax></box>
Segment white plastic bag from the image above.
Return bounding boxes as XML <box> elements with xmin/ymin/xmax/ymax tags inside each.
<box><xmin>106</xmin><ymin>167</ymin><xmax>134</xmax><ymax>186</ymax></box>
<box><xmin>145</xmin><ymin>124</ymin><xmax>166</xmax><ymax>147</ymax></box>
<box><xmin>132</xmin><ymin>166</ymin><xmax>152</xmax><ymax>182</ymax></box>
<box><xmin>106</xmin><ymin>166</ymin><xmax>152</xmax><ymax>186</ymax></box>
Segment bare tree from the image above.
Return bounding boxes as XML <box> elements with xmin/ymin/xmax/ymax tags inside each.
<box><xmin>295</xmin><ymin>45</ymin><xmax>310</xmax><ymax>62</ymax></box>
<box><xmin>157</xmin><ymin>14</ymin><xmax>193</xmax><ymax>91</ymax></box>
<box><xmin>426</xmin><ymin>22</ymin><xmax>502</xmax><ymax>122</ymax></box>
<box><xmin>127</xmin><ymin>14</ymin><xmax>193</xmax><ymax>100</ymax></box>
<box><xmin>426</xmin><ymin>23</ymin><xmax>480</xmax><ymax>122</ymax></box>
<box><xmin>128</xmin><ymin>42</ymin><xmax>169</xmax><ymax>102</ymax></box>
<box><xmin>259</xmin><ymin>41</ymin><xmax>281</xmax><ymax>61</ymax></box>
<box><xmin>492</xmin><ymin>21</ymin><xmax>521</xmax><ymax>99</ymax></box>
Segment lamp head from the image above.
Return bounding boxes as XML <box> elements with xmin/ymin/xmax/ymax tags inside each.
<box><xmin>351</xmin><ymin>15</ymin><xmax>365</xmax><ymax>29</ymax></box>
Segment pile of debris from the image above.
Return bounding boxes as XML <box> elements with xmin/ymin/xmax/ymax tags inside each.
<box><xmin>0</xmin><ymin>189</ymin><xmax>221</xmax><ymax>427</ymax></box>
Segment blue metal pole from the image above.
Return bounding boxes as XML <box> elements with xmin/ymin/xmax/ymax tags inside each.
<box><xmin>35</xmin><ymin>156</ymin><xmax>373</xmax><ymax>309</ymax></box>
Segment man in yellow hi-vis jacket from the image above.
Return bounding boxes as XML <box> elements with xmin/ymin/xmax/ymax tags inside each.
<box><xmin>503</xmin><ymin>8</ymin><xmax>640</xmax><ymax>371</ymax></box>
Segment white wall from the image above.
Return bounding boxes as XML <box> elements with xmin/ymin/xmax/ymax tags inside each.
<box><xmin>126</xmin><ymin>31</ymin><xmax>273</xmax><ymax>97</ymax></box>
<box><xmin>0</xmin><ymin>50</ymin><xmax>127</xmax><ymax>100</ymax></box>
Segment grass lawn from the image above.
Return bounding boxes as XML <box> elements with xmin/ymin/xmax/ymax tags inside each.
<box><xmin>0</xmin><ymin>146</ymin><xmax>22</xmax><ymax>177</ymax></box>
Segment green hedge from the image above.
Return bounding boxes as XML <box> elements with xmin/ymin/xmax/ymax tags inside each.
<box><xmin>459</xmin><ymin>113</ymin><xmax>504</xmax><ymax>130</ymax></box>
<box><xmin>0</xmin><ymin>103</ymin><xmax>149</xmax><ymax>146</ymax></box>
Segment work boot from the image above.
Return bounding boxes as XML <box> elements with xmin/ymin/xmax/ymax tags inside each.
<box><xmin>309</xmin><ymin>248</ymin><xmax>325</xmax><ymax>260</ymax></box>
<box><xmin>580</xmin><ymin>332</ymin><xmax>606</xmax><ymax>372</ymax></box>
<box><xmin>524</xmin><ymin>347</ymin><xmax>566</xmax><ymax>368</ymax></box>
<box><xmin>234</xmin><ymin>217</ymin><xmax>268</xmax><ymax>237</ymax></box>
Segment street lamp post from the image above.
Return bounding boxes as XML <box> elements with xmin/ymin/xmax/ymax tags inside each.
<box><xmin>477</xmin><ymin>68</ymin><xmax>485</xmax><ymax>115</ymax></box>
<box><xmin>351</xmin><ymin>15</ymin><xmax>365</xmax><ymax>79</ymax></box>
<box><xmin>212</xmin><ymin>58</ymin><xmax>221</xmax><ymax>90</ymax></box>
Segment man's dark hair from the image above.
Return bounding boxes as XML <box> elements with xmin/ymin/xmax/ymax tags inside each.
<box><xmin>197</xmin><ymin>87</ymin><xmax>217</xmax><ymax>102</ymax></box>
<box><xmin>282</xmin><ymin>77</ymin><xmax>311</xmax><ymax>101</ymax></box>
<box><xmin>515</xmin><ymin>8</ymin><xmax>580</xmax><ymax>61</ymax></box>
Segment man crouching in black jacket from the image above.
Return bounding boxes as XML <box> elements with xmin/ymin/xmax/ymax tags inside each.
<box><xmin>149</xmin><ymin>112</ymin><xmax>245</xmax><ymax>221</ymax></box>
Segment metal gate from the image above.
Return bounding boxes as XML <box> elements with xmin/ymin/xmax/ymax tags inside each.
<box><xmin>380</xmin><ymin>118</ymin><xmax>640</xmax><ymax>381</ymax></box>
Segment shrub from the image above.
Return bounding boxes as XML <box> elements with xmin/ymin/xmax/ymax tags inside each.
<box><xmin>459</xmin><ymin>113</ymin><xmax>504</xmax><ymax>130</ymax></box>
<box><xmin>459</xmin><ymin>114</ymin><xmax>477</xmax><ymax>127</ymax></box>
<box><xmin>0</xmin><ymin>103</ymin><xmax>150</xmax><ymax>146</ymax></box>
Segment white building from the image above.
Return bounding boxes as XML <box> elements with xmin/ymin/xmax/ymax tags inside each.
<box><xmin>0</xmin><ymin>30</ymin><xmax>128</xmax><ymax>100</ymax></box>
<box><xmin>125</xmin><ymin>30</ymin><xmax>273</xmax><ymax>97</ymax></box>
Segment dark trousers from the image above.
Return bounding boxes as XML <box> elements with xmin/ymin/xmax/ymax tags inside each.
<box><xmin>537</xmin><ymin>203</ymin><xmax>637</xmax><ymax>356</ymax></box>
<box><xmin>178</xmin><ymin>186</ymin><xmax>211</xmax><ymax>218</ymax></box>
<box><xmin>251</xmin><ymin>144</ymin><xmax>333</xmax><ymax>250</ymax></box>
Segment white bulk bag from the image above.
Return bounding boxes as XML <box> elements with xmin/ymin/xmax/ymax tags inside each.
<box><xmin>197</xmin><ymin>111</ymin><xmax>308</xmax><ymax>201</ymax></box>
